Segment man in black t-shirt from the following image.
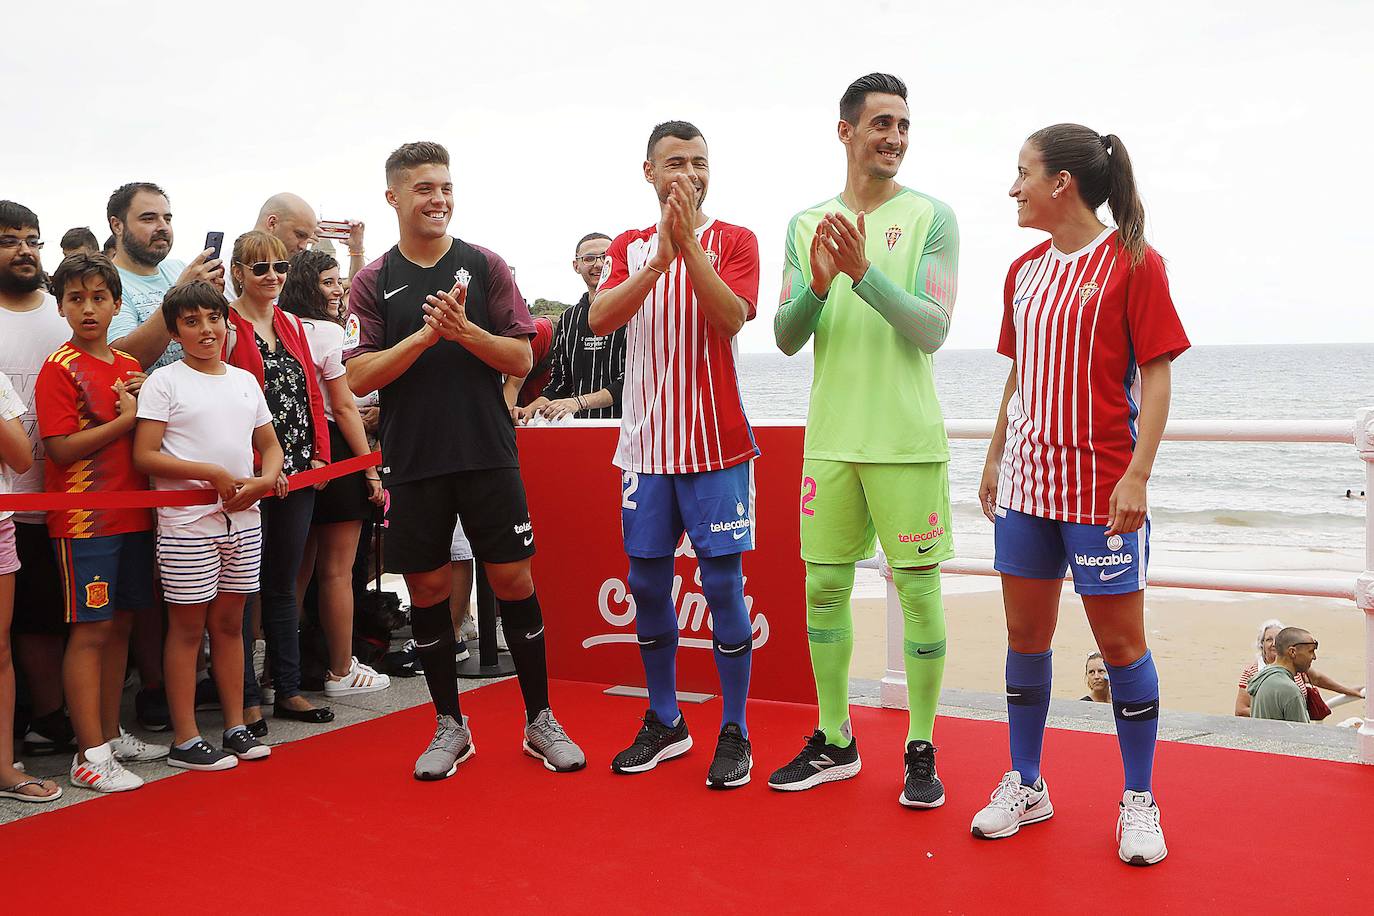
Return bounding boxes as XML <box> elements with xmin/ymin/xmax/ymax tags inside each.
<box><xmin>345</xmin><ymin>141</ymin><xmax>584</xmax><ymax>779</ymax></box>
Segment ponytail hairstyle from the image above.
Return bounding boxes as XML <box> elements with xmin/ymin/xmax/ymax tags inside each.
<box><xmin>1028</xmin><ymin>123</ymin><xmax>1147</xmax><ymax>267</ymax></box>
<box><xmin>278</xmin><ymin>248</ymin><xmax>341</xmax><ymax>325</ymax></box>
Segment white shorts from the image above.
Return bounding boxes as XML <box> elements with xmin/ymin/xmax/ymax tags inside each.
<box><xmin>156</xmin><ymin>512</ymin><xmax>263</xmax><ymax>605</ymax></box>
<box><xmin>450</xmin><ymin>515</ymin><xmax>473</xmax><ymax>563</ymax></box>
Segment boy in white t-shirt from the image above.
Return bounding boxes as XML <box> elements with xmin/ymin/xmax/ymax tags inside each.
<box><xmin>132</xmin><ymin>282</ymin><xmax>283</xmax><ymax>772</ymax></box>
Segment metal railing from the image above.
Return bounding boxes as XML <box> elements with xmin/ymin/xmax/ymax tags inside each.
<box><xmin>868</xmin><ymin>411</ymin><xmax>1374</xmax><ymax>764</ymax></box>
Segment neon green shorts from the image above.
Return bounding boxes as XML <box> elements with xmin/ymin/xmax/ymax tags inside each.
<box><xmin>799</xmin><ymin>459</ymin><xmax>954</xmax><ymax>567</ymax></box>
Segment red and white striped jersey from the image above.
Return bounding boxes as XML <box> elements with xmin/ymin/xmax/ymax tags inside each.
<box><xmin>996</xmin><ymin>229</ymin><xmax>1189</xmax><ymax>524</ymax></box>
<box><xmin>599</xmin><ymin>218</ymin><xmax>760</xmax><ymax>474</ymax></box>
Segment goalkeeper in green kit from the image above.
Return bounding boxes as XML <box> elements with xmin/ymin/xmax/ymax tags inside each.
<box><xmin>769</xmin><ymin>73</ymin><xmax>958</xmax><ymax>808</ymax></box>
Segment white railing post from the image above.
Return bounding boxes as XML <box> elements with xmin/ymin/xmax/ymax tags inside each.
<box><xmin>1354</xmin><ymin>409</ymin><xmax>1374</xmax><ymax>763</ymax></box>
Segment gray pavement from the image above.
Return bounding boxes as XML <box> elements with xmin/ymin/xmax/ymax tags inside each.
<box><xmin>4</xmin><ymin>672</ymin><xmax>1363</xmax><ymax>826</ymax></box>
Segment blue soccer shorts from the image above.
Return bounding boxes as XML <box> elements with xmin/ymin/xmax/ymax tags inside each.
<box><xmin>993</xmin><ymin>506</ymin><xmax>1149</xmax><ymax>595</ymax></box>
<box><xmin>620</xmin><ymin>462</ymin><xmax>755</xmax><ymax>559</ymax></box>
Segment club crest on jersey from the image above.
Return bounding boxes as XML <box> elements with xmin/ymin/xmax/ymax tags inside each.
<box><xmin>1078</xmin><ymin>280</ymin><xmax>1100</xmax><ymax>305</ymax></box>
<box><xmin>85</xmin><ymin>578</ymin><xmax>109</xmax><ymax>610</ymax></box>
<box><xmin>705</xmin><ymin>249</ymin><xmax>719</xmax><ymax>269</ymax></box>
<box><xmin>454</xmin><ymin>267</ymin><xmax>472</xmax><ymax>288</ymax></box>
<box><xmin>885</xmin><ymin>225</ymin><xmax>902</xmax><ymax>251</ymax></box>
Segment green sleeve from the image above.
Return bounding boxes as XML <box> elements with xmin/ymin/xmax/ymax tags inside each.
<box><xmin>851</xmin><ymin>202</ymin><xmax>959</xmax><ymax>354</ymax></box>
<box><xmin>774</xmin><ymin>218</ymin><xmax>825</xmax><ymax>356</ymax></box>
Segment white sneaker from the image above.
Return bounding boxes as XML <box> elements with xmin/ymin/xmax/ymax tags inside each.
<box><xmin>457</xmin><ymin>616</ymin><xmax>478</xmax><ymax>644</ymax></box>
<box><xmin>70</xmin><ymin>743</ymin><xmax>144</xmax><ymax>793</ymax></box>
<box><xmin>325</xmin><ymin>657</ymin><xmax>392</xmax><ymax>697</ymax></box>
<box><xmin>970</xmin><ymin>770</ymin><xmax>1054</xmax><ymax>839</ymax></box>
<box><xmin>1117</xmin><ymin>790</ymin><xmax>1167</xmax><ymax>865</ymax></box>
<box><xmin>110</xmin><ymin>727</ymin><xmax>169</xmax><ymax>762</ymax></box>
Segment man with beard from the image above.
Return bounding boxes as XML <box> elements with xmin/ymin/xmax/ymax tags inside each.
<box><xmin>0</xmin><ymin>201</ymin><xmax>78</xmax><ymax>757</ymax></box>
<box><xmin>106</xmin><ymin>182</ymin><xmax>223</xmax><ymax>371</ymax></box>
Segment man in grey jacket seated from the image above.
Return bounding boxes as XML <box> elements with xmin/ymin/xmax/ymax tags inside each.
<box><xmin>1248</xmin><ymin>627</ymin><xmax>1318</xmax><ymax>723</ymax></box>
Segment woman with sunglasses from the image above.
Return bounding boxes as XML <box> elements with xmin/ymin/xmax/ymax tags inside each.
<box><xmin>278</xmin><ymin>249</ymin><xmax>388</xmax><ymax>697</ymax></box>
<box><xmin>223</xmin><ymin>231</ymin><xmax>334</xmax><ymax>732</ymax></box>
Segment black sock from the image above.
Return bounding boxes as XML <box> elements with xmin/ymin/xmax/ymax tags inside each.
<box><xmin>499</xmin><ymin>592</ymin><xmax>549</xmax><ymax>723</ymax></box>
<box><xmin>410</xmin><ymin>600</ymin><xmax>461</xmax><ymax>720</ymax></box>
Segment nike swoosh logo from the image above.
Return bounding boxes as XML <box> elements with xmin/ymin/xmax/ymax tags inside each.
<box><xmin>917</xmin><ymin>542</ymin><xmax>938</xmax><ymax>554</ymax></box>
<box><xmin>415</xmin><ymin>639</ymin><xmax>440</xmax><ymax>649</ymax></box>
<box><xmin>1005</xmin><ymin>692</ymin><xmax>1023</xmax><ymax>698</ymax></box>
<box><xmin>383</xmin><ymin>285</ymin><xmax>409</xmax><ymax>299</ymax></box>
<box><xmin>525</xmin><ymin>627</ymin><xmax>544</xmax><ymax>640</ymax></box>
<box><xmin>1121</xmin><ymin>706</ymin><xmax>1152</xmax><ymax>717</ymax></box>
<box><xmin>1013</xmin><ymin>296</ymin><xmax>1029</xmax><ymax>305</ymax></box>
<box><xmin>916</xmin><ymin>648</ymin><xmax>939</xmax><ymax>655</ymax></box>
<box><xmin>1099</xmin><ymin>568</ymin><xmax>1131</xmax><ymax>581</ymax></box>
<box><xmin>732</xmin><ymin>529</ymin><xmax>748</xmax><ymax>540</ymax></box>
<box><xmin>523</xmin><ymin>535</ymin><xmax>534</xmax><ymax>546</ymax></box>
<box><xmin>719</xmin><ymin>643</ymin><xmax>749</xmax><ymax>656</ymax></box>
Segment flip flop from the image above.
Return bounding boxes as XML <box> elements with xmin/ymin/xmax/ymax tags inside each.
<box><xmin>0</xmin><ymin>778</ymin><xmax>63</xmax><ymax>803</ymax></box>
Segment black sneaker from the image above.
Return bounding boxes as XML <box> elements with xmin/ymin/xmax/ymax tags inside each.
<box><xmin>135</xmin><ymin>687</ymin><xmax>170</xmax><ymax>732</ymax></box>
<box><xmin>223</xmin><ymin>728</ymin><xmax>271</xmax><ymax>761</ymax></box>
<box><xmin>194</xmin><ymin>678</ymin><xmax>221</xmax><ymax>711</ymax></box>
<box><xmin>706</xmin><ymin>723</ymin><xmax>752</xmax><ymax>789</ymax></box>
<box><xmin>900</xmin><ymin>740</ymin><xmax>945</xmax><ymax>808</ymax></box>
<box><xmin>767</xmin><ymin>728</ymin><xmax>861</xmax><ymax>791</ymax></box>
<box><xmin>611</xmin><ymin>710</ymin><xmax>692</xmax><ymax>774</ymax></box>
<box><xmin>167</xmin><ymin>739</ymin><xmax>238</xmax><ymax>771</ymax></box>
<box><xmin>246</xmin><ymin>719</ymin><xmax>269</xmax><ymax>739</ymax></box>
<box><xmin>22</xmin><ymin>709</ymin><xmax>77</xmax><ymax>756</ymax></box>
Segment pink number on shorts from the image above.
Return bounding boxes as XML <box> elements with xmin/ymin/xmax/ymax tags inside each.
<box><xmin>801</xmin><ymin>476</ymin><xmax>817</xmax><ymax>516</ymax></box>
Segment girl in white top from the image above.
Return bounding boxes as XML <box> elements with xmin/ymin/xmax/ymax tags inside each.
<box><xmin>278</xmin><ymin>250</ymin><xmax>387</xmax><ymax>696</ymax></box>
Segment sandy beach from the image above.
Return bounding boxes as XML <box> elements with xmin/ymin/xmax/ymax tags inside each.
<box><xmin>847</xmin><ymin>580</ymin><xmax>1369</xmax><ymax>722</ymax></box>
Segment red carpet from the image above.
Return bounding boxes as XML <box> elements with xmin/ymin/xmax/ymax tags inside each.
<box><xmin>6</xmin><ymin>680</ymin><xmax>1371</xmax><ymax>915</ymax></box>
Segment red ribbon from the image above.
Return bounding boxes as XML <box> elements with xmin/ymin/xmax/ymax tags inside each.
<box><xmin>0</xmin><ymin>452</ymin><xmax>381</xmax><ymax>512</ymax></box>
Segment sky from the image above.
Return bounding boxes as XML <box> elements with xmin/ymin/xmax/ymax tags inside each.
<box><xmin>7</xmin><ymin>0</ymin><xmax>1371</xmax><ymax>353</ymax></box>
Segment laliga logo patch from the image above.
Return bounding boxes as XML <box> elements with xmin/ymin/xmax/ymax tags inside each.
<box><xmin>736</xmin><ymin>501</ymin><xmax>746</xmax><ymax>517</ymax></box>
<box><xmin>454</xmin><ymin>267</ymin><xmax>472</xmax><ymax>287</ymax></box>
<box><xmin>928</xmin><ymin>512</ymin><xmax>940</xmax><ymax>527</ymax></box>
<box><xmin>1078</xmin><ymin>280</ymin><xmax>1100</xmax><ymax>305</ymax></box>
<box><xmin>343</xmin><ymin>313</ymin><xmax>361</xmax><ymax>350</ymax></box>
<box><xmin>85</xmin><ymin>577</ymin><xmax>110</xmax><ymax>610</ymax></box>
<box><xmin>885</xmin><ymin>225</ymin><xmax>902</xmax><ymax>251</ymax></box>
<box><xmin>1106</xmin><ymin>533</ymin><xmax>1124</xmax><ymax>551</ymax></box>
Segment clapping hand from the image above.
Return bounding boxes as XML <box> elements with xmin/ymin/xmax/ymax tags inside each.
<box><xmin>821</xmin><ymin>212</ymin><xmax>870</xmax><ymax>283</ymax></box>
<box><xmin>423</xmin><ymin>282</ymin><xmax>482</xmax><ymax>348</ymax></box>
<box><xmin>666</xmin><ymin>176</ymin><xmax>700</xmax><ymax>248</ymax></box>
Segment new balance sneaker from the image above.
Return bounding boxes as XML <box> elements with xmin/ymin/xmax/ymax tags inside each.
<box><xmin>22</xmin><ymin>709</ymin><xmax>76</xmax><ymax>756</ymax></box>
<box><xmin>167</xmin><ymin>739</ymin><xmax>238</xmax><ymax>772</ymax></box>
<box><xmin>70</xmin><ymin>744</ymin><xmax>144</xmax><ymax>793</ymax></box>
<box><xmin>110</xmin><ymin>727</ymin><xmax>169</xmax><ymax>762</ymax></box>
<box><xmin>414</xmin><ymin>714</ymin><xmax>474</xmax><ymax>780</ymax></box>
<box><xmin>706</xmin><ymin>723</ymin><xmax>752</xmax><ymax>789</ymax></box>
<box><xmin>970</xmin><ymin>770</ymin><xmax>1054</xmax><ymax>839</ymax></box>
<box><xmin>899</xmin><ymin>740</ymin><xmax>945</xmax><ymax>808</ymax></box>
<box><xmin>522</xmin><ymin>708</ymin><xmax>586</xmax><ymax>772</ymax></box>
<box><xmin>767</xmin><ymin>727</ymin><xmax>861</xmax><ymax>791</ymax></box>
<box><xmin>223</xmin><ymin>727</ymin><xmax>271</xmax><ymax>761</ymax></box>
<box><xmin>1117</xmin><ymin>790</ymin><xmax>1168</xmax><ymax>866</ymax></box>
<box><xmin>135</xmin><ymin>687</ymin><xmax>170</xmax><ymax>732</ymax></box>
<box><xmin>611</xmin><ymin>710</ymin><xmax>692</xmax><ymax>774</ymax></box>
<box><xmin>325</xmin><ymin>656</ymin><xmax>392</xmax><ymax>697</ymax></box>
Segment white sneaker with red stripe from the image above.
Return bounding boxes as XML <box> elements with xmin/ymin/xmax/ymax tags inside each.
<box><xmin>70</xmin><ymin>743</ymin><xmax>144</xmax><ymax>793</ymax></box>
<box><xmin>325</xmin><ymin>656</ymin><xmax>391</xmax><ymax>697</ymax></box>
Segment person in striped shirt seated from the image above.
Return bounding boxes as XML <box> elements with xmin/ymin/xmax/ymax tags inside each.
<box><xmin>973</xmin><ymin>124</ymin><xmax>1190</xmax><ymax>867</ymax></box>
<box><xmin>591</xmin><ymin>120</ymin><xmax>761</xmax><ymax>789</ymax></box>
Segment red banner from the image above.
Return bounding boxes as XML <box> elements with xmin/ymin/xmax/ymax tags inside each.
<box><xmin>519</xmin><ymin>423</ymin><xmax>816</xmax><ymax>704</ymax></box>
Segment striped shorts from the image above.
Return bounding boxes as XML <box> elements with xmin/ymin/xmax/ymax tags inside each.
<box><xmin>155</xmin><ymin>514</ymin><xmax>263</xmax><ymax>606</ymax></box>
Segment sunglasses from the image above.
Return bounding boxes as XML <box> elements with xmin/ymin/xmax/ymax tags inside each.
<box><xmin>239</xmin><ymin>260</ymin><xmax>290</xmax><ymax>276</ymax></box>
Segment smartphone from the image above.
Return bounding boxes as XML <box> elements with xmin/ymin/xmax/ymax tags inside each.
<box><xmin>317</xmin><ymin>219</ymin><xmax>352</xmax><ymax>241</ymax></box>
<box><xmin>203</xmin><ymin>231</ymin><xmax>224</xmax><ymax>262</ymax></box>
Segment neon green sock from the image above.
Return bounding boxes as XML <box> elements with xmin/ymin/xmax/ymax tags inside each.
<box><xmin>805</xmin><ymin>561</ymin><xmax>855</xmax><ymax>747</ymax></box>
<box><xmin>893</xmin><ymin>566</ymin><xmax>947</xmax><ymax>743</ymax></box>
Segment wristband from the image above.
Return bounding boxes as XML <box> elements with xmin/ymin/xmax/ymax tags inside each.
<box><xmin>645</xmin><ymin>263</ymin><xmax>666</xmax><ymax>276</ymax></box>
<box><xmin>348</xmin><ymin>249</ymin><xmax>365</xmax><ymax>258</ymax></box>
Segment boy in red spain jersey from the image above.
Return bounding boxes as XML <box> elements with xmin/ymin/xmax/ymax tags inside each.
<box><xmin>36</xmin><ymin>254</ymin><xmax>164</xmax><ymax>792</ymax></box>
<box><xmin>972</xmin><ymin>125</ymin><xmax>1189</xmax><ymax>866</ymax></box>
<box><xmin>591</xmin><ymin>121</ymin><xmax>761</xmax><ymax>788</ymax></box>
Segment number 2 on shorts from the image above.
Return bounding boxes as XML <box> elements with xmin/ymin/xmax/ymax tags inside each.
<box><xmin>622</xmin><ymin>471</ymin><xmax>639</xmax><ymax>510</ymax></box>
<box><xmin>801</xmin><ymin>476</ymin><xmax>817</xmax><ymax>517</ymax></box>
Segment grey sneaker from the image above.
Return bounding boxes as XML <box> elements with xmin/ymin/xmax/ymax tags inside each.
<box><xmin>413</xmin><ymin>714</ymin><xmax>475</xmax><ymax>781</ymax></box>
<box><xmin>522</xmin><ymin>708</ymin><xmax>586</xmax><ymax>772</ymax></box>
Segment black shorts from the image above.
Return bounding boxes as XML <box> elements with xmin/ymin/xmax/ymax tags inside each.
<box><xmin>313</xmin><ymin>422</ymin><xmax>372</xmax><ymax>525</ymax></box>
<box><xmin>11</xmin><ymin>521</ymin><xmax>66</xmax><ymax>636</ymax></box>
<box><xmin>384</xmin><ymin>468</ymin><xmax>534</xmax><ymax>573</ymax></box>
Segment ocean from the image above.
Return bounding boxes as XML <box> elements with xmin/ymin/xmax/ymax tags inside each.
<box><xmin>737</xmin><ymin>343</ymin><xmax>1373</xmax><ymax>577</ymax></box>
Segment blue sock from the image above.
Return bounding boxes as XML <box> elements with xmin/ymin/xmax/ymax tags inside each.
<box><xmin>1006</xmin><ymin>649</ymin><xmax>1053</xmax><ymax>785</ymax></box>
<box><xmin>698</xmin><ymin>553</ymin><xmax>751</xmax><ymax>737</ymax></box>
<box><xmin>1106</xmin><ymin>651</ymin><xmax>1160</xmax><ymax>792</ymax></box>
<box><xmin>628</xmin><ymin>556</ymin><xmax>680</xmax><ymax>725</ymax></box>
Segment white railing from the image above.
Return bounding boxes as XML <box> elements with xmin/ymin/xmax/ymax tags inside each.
<box><xmin>870</xmin><ymin>411</ymin><xmax>1374</xmax><ymax>764</ymax></box>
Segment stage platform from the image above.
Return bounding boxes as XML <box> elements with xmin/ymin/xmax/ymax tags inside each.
<box><xmin>4</xmin><ymin>679</ymin><xmax>1371</xmax><ymax>914</ymax></box>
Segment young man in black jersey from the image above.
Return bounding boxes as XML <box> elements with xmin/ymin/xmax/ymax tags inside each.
<box><xmin>344</xmin><ymin>141</ymin><xmax>584</xmax><ymax>778</ymax></box>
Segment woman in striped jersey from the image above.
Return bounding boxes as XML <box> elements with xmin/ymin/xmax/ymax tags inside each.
<box><xmin>972</xmin><ymin>124</ymin><xmax>1190</xmax><ymax>866</ymax></box>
